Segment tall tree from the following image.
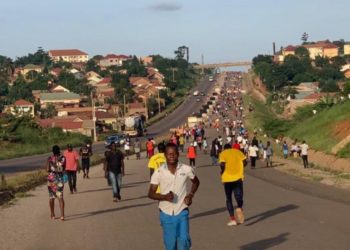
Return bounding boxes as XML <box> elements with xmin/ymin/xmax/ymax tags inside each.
<box><xmin>301</xmin><ymin>32</ymin><xmax>309</xmax><ymax>44</ymax></box>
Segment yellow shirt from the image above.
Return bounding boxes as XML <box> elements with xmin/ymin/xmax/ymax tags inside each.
<box><xmin>219</xmin><ymin>149</ymin><xmax>246</xmax><ymax>183</ymax></box>
<box><xmin>148</xmin><ymin>153</ymin><xmax>166</xmax><ymax>170</ymax></box>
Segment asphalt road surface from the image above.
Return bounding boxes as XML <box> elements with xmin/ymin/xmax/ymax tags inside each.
<box><xmin>0</xmin><ymin>75</ymin><xmax>217</xmax><ymax>174</ymax></box>
<box><xmin>1</xmin><ymin>128</ymin><xmax>350</xmax><ymax>249</ymax></box>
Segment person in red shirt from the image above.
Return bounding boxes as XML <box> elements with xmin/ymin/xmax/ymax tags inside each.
<box><xmin>187</xmin><ymin>143</ymin><xmax>197</xmax><ymax>167</ymax></box>
<box><xmin>232</xmin><ymin>140</ymin><xmax>240</xmax><ymax>150</ymax></box>
<box><xmin>63</xmin><ymin>144</ymin><xmax>80</xmax><ymax>194</ymax></box>
<box><xmin>146</xmin><ymin>138</ymin><xmax>155</xmax><ymax>159</ymax></box>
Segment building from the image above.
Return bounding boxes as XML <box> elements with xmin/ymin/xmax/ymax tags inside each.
<box><xmin>127</xmin><ymin>102</ymin><xmax>148</xmax><ymax>119</ymax></box>
<box><xmin>303</xmin><ymin>42</ymin><xmax>339</xmax><ymax>59</ymax></box>
<box><xmin>99</xmin><ymin>54</ymin><xmax>130</xmax><ymax>68</ymax></box>
<box><xmin>140</xmin><ymin>56</ymin><xmax>153</xmax><ymax>66</ymax></box>
<box><xmin>344</xmin><ymin>44</ymin><xmax>350</xmax><ymax>56</ymax></box>
<box><xmin>48</xmin><ymin>49</ymin><xmax>89</xmax><ymax>63</ymax></box>
<box><xmin>40</xmin><ymin>92</ymin><xmax>81</xmax><ymax>108</ymax></box>
<box><xmin>5</xmin><ymin>99</ymin><xmax>35</xmax><ymax>117</ymax></box>
<box><xmin>20</xmin><ymin>64</ymin><xmax>43</xmax><ymax>76</ymax></box>
<box><xmin>50</xmin><ymin>85</ymin><xmax>70</xmax><ymax>93</ymax></box>
<box><xmin>38</xmin><ymin>117</ymin><xmax>93</xmax><ymax>136</ymax></box>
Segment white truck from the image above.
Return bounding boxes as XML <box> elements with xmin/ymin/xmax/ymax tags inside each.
<box><xmin>123</xmin><ymin>116</ymin><xmax>145</xmax><ymax>137</ymax></box>
<box><xmin>193</xmin><ymin>90</ymin><xmax>199</xmax><ymax>96</ymax></box>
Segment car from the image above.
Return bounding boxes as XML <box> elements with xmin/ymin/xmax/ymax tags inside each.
<box><xmin>196</xmin><ymin>98</ymin><xmax>201</xmax><ymax>102</ymax></box>
<box><xmin>105</xmin><ymin>134</ymin><xmax>126</xmax><ymax>147</ymax></box>
<box><xmin>200</xmin><ymin>92</ymin><xmax>205</xmax><ymax>96</ymax></box>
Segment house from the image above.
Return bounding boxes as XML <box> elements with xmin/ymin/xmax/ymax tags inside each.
<box><xmin>50</xmin><ymin>67</ymin><xmax>62</xmax><ymax>77</ymax></box>
<box><xmin>147</xmin><ymin>67</ymin><xmax>165</xmax><ymax>83</ymax></box>
<box><xmin>5</xmin><ymin>99</ymin><xmax>35</xmax><ymax>117</ymax></box>
<box><xmin>129</xmin><ymin>77</ymin><xmax>151</xmax><ymax>87</ymax></box>
<box><xmin>57</xmin><ymin>107</ymin><xmax>93</xmax><ymax>117</ymax></box>
<box><xmin>86</xmin><ymin>71</ymin><xmax>102</xmax><ymax>85</ymax></box>
<box><xmin>48</xmin><ymin>49</ymin><xmax>89</xmax><ymax>63</ymax></box>
<box><xmin>20</xmin><ymin>64</ymin><xmax>43</xmax><ymax>76</ymax></box>
<box><xmin>50</xmin><ymin>85</ymin><xmax>70</xmax><ymax>93</ymax></box>
<box><xmin>128</xmin><ymin>102</ymin><xmax>148</xmax><ymax>119</ymax></box>
<box><xmin>303</xmin><ymin>41</ymin><xmax>339</xmax><ymax>59</ymax></box>
<box><xmin>344</xmin><ymin>44</ymin><xmax>350</xmax><ymax>55</ymax></box>
<box><xmin>99</xmin><ymin>54</ymin><xmax>130</xmax><ymax>68</ymax></box>
<box><xmin>96</xmin><ymin>87</ymin><xmax>115</xmax><ymax>104</ymax></box>
<box><xmin>140</xmin><ymin>56</ymin><xmax>153</xmax><ymax>66</ymax></box>
<box><xmin>40</xmin><ymin>92</ymin><xmax>81</xmax><ymax>108</ymax></box>
<box><xmin>341</xmin><ymin>64</ymin><xmax>350</xmax><ymax>79</ymax></box>
<box><xmin>38</xmin><ymin>116</ymin><xmax>93</xmax><ymax>136</ymax></box>
<box><xmin>96</xmin><ymin>77</ymin><xmax>112</xmax><ymax>88</ymax></box>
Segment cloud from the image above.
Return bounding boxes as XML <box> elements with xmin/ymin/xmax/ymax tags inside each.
<box><xmin>149</xmin><ymin>1</ymin><xmax>183</xmax><ymax>12</ymax></box>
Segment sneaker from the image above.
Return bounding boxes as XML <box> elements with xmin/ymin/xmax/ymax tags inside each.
<box><xmin>235</xmin><ymin>208</ymin><xmax>245</xmax><ymax>224</ymax></box>
<box><xmin>227</xmin><ymin>219</ymin><xmax>237</xmax><ymax>226</ymax></box>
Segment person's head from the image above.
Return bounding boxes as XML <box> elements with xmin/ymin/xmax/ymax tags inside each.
<box><xmin>165</xmin><ymin>143</ymin><xmax>179</xmax><ymax>166</ymax></box>
<box><xmin>67</xmin><ymin>144</ymin><xmax>73</xmax><ymax>152</ymax></box>
<box><xmin>284</xmin><ymin>141</ymin><xmax>286</xmax><ymax>144</ymax></box>
<box><xmin>224</xmin><ymin>143</ymin><xmax>231</xmax><ymax>150</ymax></box>
<box><xmin>190</xmin><ymin>142</ymin><xmax>194</xmax><ymax>147</ymax></box>
<box><xmin>267</xmin><ymin>141</ymin><xmax>271</xmax><ymax>146</ymax></box>
<box><xmin>157</xmin><ymin>142</ymin><xmax>166</xmax><ymax>153</ymax></box>
<box><xmin>302</xmin><ymin>140</ymin><xmax>306</xmax><ymax>144</ymax></box>
<box><xmin>52</xmin><ymin>145</ymin><xmax>60</xmax><ymax>156</ymax></box>
<box><xmin>110</xmin><ymin>142</ymin><xmax>117</xmax><ymax>151</ymax></box>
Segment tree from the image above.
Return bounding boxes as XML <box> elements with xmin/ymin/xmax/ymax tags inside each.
<box><xmin>0</xmin><ymin>81</ymin><xmax>9</xmax><ymax>96</ymax></box>
<box><xmin>14</xmin><ymin>47</ymin><xmax>52</xmax><ymax>67</ymax></box>
<box><xmin>7</xmin><ymin>76</ymin><xmax>34</xmax><ymax>103</ymax></box>
<box><xmin>319</xmin><ymin>79</ymin><xmax>340</xmax><ymax>92</ymax></box>
<box><xmin>295</xmin><ymin>47</ymin><xmax>310</xmax><ymax>59</ymax></box>
<box><xmin>301</xmin><ymin>32</ymin><xmax>309</xmax><ymax>44</ymax></box>
<box><xmin>85</xmin><ymin>58</ymin><xmax>101</xmax><ymax>73</ymax></box>
<box><xmin>342</xmin><ymin>80</ymin><xmax>350</xmax><ymax>96</ymax></box>
<box><xmin>147</xmin><ymin>96</ymin><xmax>159</xmax><ymax>117</ymax></box>
<box><xmin>174</xmin><ymin>46</ymin><xmax>189</xmax><ymax>61</ymax></box>
<box><xmin>40</xmin><ymin>103</ymin><xmax>57</xmax><ymax>118</ymax></box>
<box><xmin>330</xmin><ymin>56</ymin><xmax>346</xmax><ymax>70</ymax></box>
<box><xmin>252</xmin><ymin>55</ymin><xmax>273</xmax><ymax>66</ymax></box>
<box><xmin>0</xmin><ymin>55</ymin><xmax>14</xmax><ymax>82</ymax></box>
<box><xmin>314</xmin><ymin>56</ymin><xmax>330</xmax><ymax>68</ymax></box>
<box><xmin>333</xmin><ymin>39</ymin><xmax>345</xmax><ymax>55</ymax></box>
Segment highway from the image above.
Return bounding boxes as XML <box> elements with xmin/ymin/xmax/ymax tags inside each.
<box><xmin>0</xmin><ymin>75</ymin><xmax>217</xmax><ymax>174</ymax></box>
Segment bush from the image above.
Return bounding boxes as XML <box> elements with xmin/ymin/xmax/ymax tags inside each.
<box><xmin>263</xmin><ymin>119</ymin><xmax>292</xmax><ymax>138</ymax></box>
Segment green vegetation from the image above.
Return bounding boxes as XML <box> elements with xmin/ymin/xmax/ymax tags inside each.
<box><xmin>337</xmin><ymin>143</ymin><xmax>350</xmax><ymax>158</ymax></box>
<box><xmin>0</xmin><ymin>115</ymin><xmax>88</xmax><ymax>160</ymax></box>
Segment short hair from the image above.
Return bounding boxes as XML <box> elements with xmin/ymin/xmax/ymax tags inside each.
<box><xmin>165</xmin><ymin>142</ymin><xmax>179</xmax><ymax>153</ymax></box>
<box><xmin>158</xmin><ymin>142</ymin><xmax>166</xmax><ymax>152</ymax></box>
<box><xmin>224</xmin><ymin>143</ymin><xmax>231</xmax><ymax>150</ymax></box>
<box><xmin>52</xmin><ymin>145</ymin><xmax>60</xmax><ymax>155</ymax></box>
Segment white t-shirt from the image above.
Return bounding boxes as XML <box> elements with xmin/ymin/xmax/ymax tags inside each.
<box><xmin>150</xmin><ymin>163</ymin><xmax>196</xmax><ymax>216</ymax></box>
<box><xmin>301</xmin><ymin>144</ymin><xmax>309</xmax><ymax>156</ymax></box>
<box><xmin>248</xmin><ymin>145</ymin><xmax>259</xmax><ymax>157</ymax></box>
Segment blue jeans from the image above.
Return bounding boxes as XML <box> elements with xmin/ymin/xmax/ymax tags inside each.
<box><xmin>160</xmin><ymin>209</ymin><xmax>191</xmax><ymax>250</ymax></box>
<box><xmin>109</xmin><ymin>171</ymin><xmax>122</xmax><ymax>198</ymax></box>
<box><xmin>211</xmin><ymin>156</ymin><xmax>218</xmax><ymax>166</ymax></box>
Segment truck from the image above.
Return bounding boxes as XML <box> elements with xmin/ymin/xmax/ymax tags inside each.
<box><xmin>187</xmin><ymin>116</ymin><xmax>203</xmax><ymax>128</ymax></box>
<box><xmin>123</xmin><ymin>115</ymin><xmax>145</xmax><ymax>137</ymax></box>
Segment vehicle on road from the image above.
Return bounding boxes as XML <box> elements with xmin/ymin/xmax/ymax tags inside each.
<box><xmin>105</xmin><ymin>134</ymin><xmax>126</xmax><ymax>147</ymax></box>
<box><xmin>196</xmin><ymin>97</ymin><xmax>201</xmax><ymax>102</ymax></box>
<box><xmin>209</xmin><ymin>76</ymin><xmax>214</xmax><ymax>82</ymax></box>
<box><xmin>123</xmin><ymin>115</ymin><xmax>145</xmax><ymax>137</ymax></box>
<box><xmin>200</xmin><ymin>92</ymin><xmax>205</xmax><ymax>96</ymax></box>
<box><xmin>193</xmin><ymin>90</ymin><xmax>199</xmax><ymax>96</ymax></box>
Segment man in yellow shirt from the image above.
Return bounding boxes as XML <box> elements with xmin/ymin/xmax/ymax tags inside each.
<box><xmin>219</xmin><ymin>144</ymin><xmax>247</xmax><ymax>226</ymax></box>
<box><xmin>148</xmin><ymin>143</ymin><xmax>166</xmax><ymax>177</ymax></box>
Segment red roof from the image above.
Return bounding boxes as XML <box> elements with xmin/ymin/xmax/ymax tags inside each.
<box><xmin>39</xmin><ymin>118</ymin><xmax>83</xmax><ymax>130</ymax></box>
<box><xmin>98</xmin><ymin>77</ymin><xmax>112</xmax><ymax>85</ymax></box>
<box><xmin>284</xmin><ymin>45</ymin><xmax>297</xmax><ymax>52</ymax></box>
<box><xmin>50</xmin><ymin>67</ymin><xmax>62</xmax><ymax>76</ymax></box>
<box><xmin>14</xmin><ymin>99</ymin><xmax>33</xmax><ymax>106</ymax></box>
<box><xmin>129</xmin><ymin>102</ymin><xmax>145</xmax><ymax>109</ymax></box>
<box><xmin>49</xmin><ymin>49</ymin><xmax>88</xmax><ymax>57</ymax></box>
<box><xmin>103</xmin><ymin>54</ymin><xmax>130</xmax><ymax>60</ymax></box>
<box><xmin>304</xmin><ymin>92</ymin><xmax>336</xmax><ymax>100</ymax></box>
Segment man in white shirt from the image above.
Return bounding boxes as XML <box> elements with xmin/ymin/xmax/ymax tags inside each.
<box><xmin>300</xmin><ymin>141</ymin><xmax>309</xmax><ymax>168</ymax></box>
<box><xmin>148</xmin><ymin>143</ymin><xmax>200</xmax><ymax>250</ymax></box>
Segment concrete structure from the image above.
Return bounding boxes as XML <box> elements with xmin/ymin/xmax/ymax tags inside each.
<box><xmin>50</xmin><ymin>85</ymin><xmax>70</xmax><ymax>93</ymax></box>
<box><xmin>99</xmin><ymin>54</ymin><xmax>130</xmax><ymax>68</ymax></box>
<box><xmin>344</xmin><ymin>44</ymin><xmax>350</xmax><ymax>55</ymax></box>
<box><xmin>5</xmin><ymin>99</ymin><xmax>35</xmax><ymax>117</ymax></box>
<box><xmin>48</xmin><ymin>49</ymin><xmax>89</xmax><ymax>63</ymax></box>
<box><xmin>40</xmin><ymin>92</ymin><xmax>80</xmax><ymax>108</ymax></box>
<box><xmin>20</xmin><ymin>64</ymin><xmax>43</xmax><ymax>76</ymax></box>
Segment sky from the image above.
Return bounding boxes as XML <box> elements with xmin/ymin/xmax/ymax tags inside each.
<box><xmin>0</xmin><ymin>0</ymin><xmax>349</xmax><ymax>63</ymax></box>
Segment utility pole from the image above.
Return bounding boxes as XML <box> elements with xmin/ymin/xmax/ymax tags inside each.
<box><xmin>91</xmin><ymin>91</ymin><xmax>97</xmax><ymax>142</ymax></box>
<box><xmin>157</xmin><ymin>89</ymin><xmax>161</xmax><ymax>113</ymax></box>
<box><xmin>123</xmin><ymin>94</ymin><xmax>127</xmax><ymax>117</ymax></box>
<box><xmin>201</xmin><ymin>54</ymin><xmax>204</xmax><ymax>75</ymax></box>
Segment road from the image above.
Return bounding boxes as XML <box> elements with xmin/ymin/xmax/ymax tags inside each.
<box><xmin>1</xmin><ymin>127</ymin><xmax>350</xmax><ymax>249</ymax></box>
<box><xmin>0</xmin><ymin>75</ymin><xmax>218</xmax><ymax>174</ymax></box>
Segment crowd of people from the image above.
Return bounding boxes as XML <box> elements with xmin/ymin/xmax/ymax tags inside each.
<box><xmin>45</xmin><ymin>72</ymin><xmax>311</xmax><ymax>250</ymax></box>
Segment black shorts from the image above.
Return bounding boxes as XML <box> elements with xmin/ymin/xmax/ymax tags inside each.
<box><xmin>82</xmin><ymin>159</ymin><xmax>90</xmax><ymax>170</ymax></box>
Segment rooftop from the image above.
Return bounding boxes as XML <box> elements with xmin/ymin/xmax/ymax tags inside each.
<box><xmin>49</xmin><ymin>49</ymin><xmax>88</xmax><ymax>57</ymax></box>
<box><xmin>40</xmin><ymin>92</ymin><xmax>80</xmax><ymax>101</ymax></box>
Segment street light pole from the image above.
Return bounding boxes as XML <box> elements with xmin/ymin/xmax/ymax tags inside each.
<box><xmin>91</xmin><ymin>91</ymin><xmax>97</xmax><ymax>142</ymax></box>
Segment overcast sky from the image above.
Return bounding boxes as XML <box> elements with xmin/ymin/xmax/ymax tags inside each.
<box><xmin>0</xmin><ymin>0</ymin><xmax>349</xmax><ymax>63</ymax></box>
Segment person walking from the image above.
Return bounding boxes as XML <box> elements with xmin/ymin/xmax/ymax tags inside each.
<box><xmin>179</xmin><ymin>135</ymin><xmax>185</xmax><ymax>153</ymax></box>
<box><xmin>187</xmin><ymin>143</ymin><xmax>197</xmax><ymax>168</ymax></box>
<box><xmin>210</xmin><ymin>138</ymin><xmax>220</xmax><ymax>166</ymax></box>
<box><xmin>63</xmin><ymin>144</ymin><xmax>80</xmax><ymax>194</ymax></box>
<box><xmin>80</xmin><ymin>143</ymin><xmax>92</xmax><ymax>179</ymax></box>
<box><xmin>104</xmin><ymin>142</ymin><xmax>125</xmax><ymax>202</ymax></box>
<box><xmin>148</xmin><ymin>143</ymin><xmax>200</xmax><ymax>250</ymax></box>
<box><xmin>203</xmin><ymin>137</ymin><xmax>208</xmax><ymax>154</ymax></box>
<box><xmin>134</xmin><ymin>138</ymin><xmax>141</xmax><ymax>160</ymax></box>
<box><xmin>148</xmin><ymin>143</ymin><xmax>166</xmax><ymax>178</ymax></box>
<box><xmin>146</xmin><ymin>138</ymin><xmax>155</xmax><ymax>159</ymax></box>
<box><xmin>300</xmin><ymin>140</ymin><xmax>309</xmax><ymax>168</ymax></box>
<box><xmin>124</xmin><ymin>140</ymin><xmax>131</xmax><ymax>160</ymax></box>
<box><xmin>248</xmin><ymin>142</ymin><xmax>259</xmax><ymax>169</ymax></box>
<box><xmin>219</xmin><ymin>144</ymin><xmax>247</xmax><ymax>226</ymax></box>
<box><xmin>47</xmin><ymin>145</ymin><xmax>66</xmax><ymax>221</ymax></box>
<box><xmin>265</xmin><ymin>141</ymin><xmax>273</xmax><ymax>167</ymax></box>
<box><xmin>282</xmin><ymin>141</ymin><xmax>289</xmax><ymax>159</ymax></box>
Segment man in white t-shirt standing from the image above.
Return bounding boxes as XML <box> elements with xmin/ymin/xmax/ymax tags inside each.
<box><xmin>300</xmin><ymin>141</ymin><xmax>309</xmax><ymax>168</ymax></box>
<box><xmin>148</xmin><ymin>143</ymin><xmax>200</xmax><ymax>250</ymax></box>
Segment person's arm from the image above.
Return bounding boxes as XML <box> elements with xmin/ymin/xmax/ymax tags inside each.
<box><xmin>220</xmin><ymin>162</ymin><xmax>225</xmax><ymax>175</ymax></box>
<box><xmin>184</xmin><ymin>176</ymin><xmax>200</xmax><ymax>206</ymax></box>
<box><xmin>148</xmin><ymin>184</ymin><xmax>174</xmax><ymax>201</ymax></box>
